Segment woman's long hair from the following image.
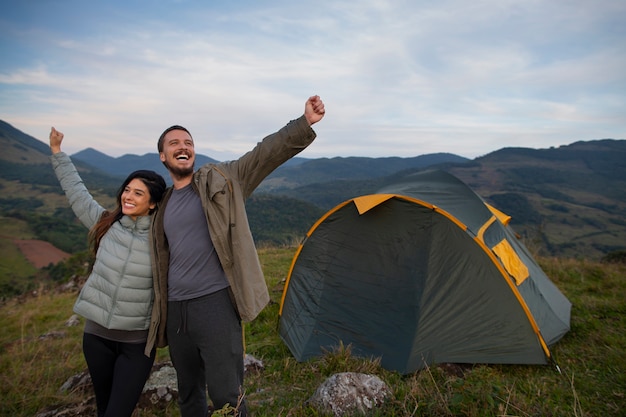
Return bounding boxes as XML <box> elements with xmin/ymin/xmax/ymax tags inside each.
<box><xmin>88</xmin><ymin>170</ymin><xmax>166</xmax><ymax>256</ymax></box>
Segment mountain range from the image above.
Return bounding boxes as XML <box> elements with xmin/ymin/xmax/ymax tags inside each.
<box><xmin>1</xmin><ymin>119</ymin><xmax>625</xmax><ymax>275</ymax></box>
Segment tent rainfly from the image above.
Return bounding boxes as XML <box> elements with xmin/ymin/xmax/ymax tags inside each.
<box><xmin>278</xmin><ymin>170</ymin><xmax>571</xmax><ymax>374</ymax></box>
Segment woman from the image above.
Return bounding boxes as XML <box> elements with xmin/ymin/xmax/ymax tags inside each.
<box><xmin>49</xmin><ymin>127</ymin><xmax>166</xmax><ymax>417</ymax></box>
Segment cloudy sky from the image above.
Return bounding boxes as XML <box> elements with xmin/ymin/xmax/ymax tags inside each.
<box><xmin>1</xmin><ymin>0</ymin><xmax>624</xmax><ymax>160</ymax></box>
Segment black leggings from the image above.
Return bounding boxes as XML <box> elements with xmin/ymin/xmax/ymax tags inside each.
<box><xmin>83</xmin><ymin>333</ymin><xmax>156</xmax><ymax>417</ymax></box>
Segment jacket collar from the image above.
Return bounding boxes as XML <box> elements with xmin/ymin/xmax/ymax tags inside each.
<box><xmin>120</xmin><ymin>215</ymin><xmax>151</xmax><ymax>230</ymax></box>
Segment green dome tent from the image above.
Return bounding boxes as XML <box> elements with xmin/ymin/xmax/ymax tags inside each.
<box><xmin>278</xmin><ymin>170</ymin><xmax>571</xmax><ymax>374</ymax></box>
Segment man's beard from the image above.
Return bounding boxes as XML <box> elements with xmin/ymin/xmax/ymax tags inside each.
<box><xmin>164</xmin><ymin>160</ymin><xmax>194</xmax><ymax>180</ymax></box>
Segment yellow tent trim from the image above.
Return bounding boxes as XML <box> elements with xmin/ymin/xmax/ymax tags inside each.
<box><xmin>279</xmin><ymin>198</ymin><xmax>355</xmax><ymax>316</ymax></box>
<box><xmin>477</xmin><ymin>215</ymin><xmax>497</xmax><ymax>243</ymax></box>
<box><xmin>279</xmin><ymin>241</ymin><xmax>305</xmax><ymax>317</ymax></box>
<box><xmin>473</xmin><ymin>236</ymin><xmax>551</xmax><ymax>360</ymax></box>
<box><xmin>485</xmin><ymin>203</ymin><xmax>511</xmax><ymax>225</ymax></box>
<box><xmin>279</xmin><ymin>192</ymin><xmax>551</xmax><ymax>362</ymax></box>
<box><xmin>492</xmin><ymin>238</ymin><xmax>530</xmax><ymax>285</ymax></box>
<box><xmin>281</xmin><ymin>194</ymin><xmax>445</xmax><ymax>315</ymax></box>
<box><xmin>475</xmin><ymin>214</ymin><xmax>530</xmax><ymax>285</ymax></box>
<box><xmin>353</xmin><ymin>194</ymin><xmax>396</xmax><ymax>214</ymax></box>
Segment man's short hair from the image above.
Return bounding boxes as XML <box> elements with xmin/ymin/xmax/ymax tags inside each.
<box><xmin>157</xmin><ymin>125</ymin><xmax>192</xmax><ymax>153</ymax></box>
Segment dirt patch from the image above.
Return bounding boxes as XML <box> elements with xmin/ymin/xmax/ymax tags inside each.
<box><xmin>14</xmin><ymin>239</ymin><xmax>71</xmax><ymax>268</ymax></box>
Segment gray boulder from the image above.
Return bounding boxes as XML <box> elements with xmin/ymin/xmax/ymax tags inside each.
<box><xmin>308</xmin><ymin>372</ymin><xmax>391</xmax><ymax>416</ymax></box>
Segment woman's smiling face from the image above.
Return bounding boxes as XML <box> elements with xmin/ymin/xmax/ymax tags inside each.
<box><xmin>121</xmin><ymin>178</ymin><xmax>155</xmax><ymax>219</ymax></box>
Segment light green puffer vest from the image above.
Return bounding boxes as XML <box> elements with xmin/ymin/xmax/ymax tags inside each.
<box><xmin>51</xmin><ymin>152</ymin><xmax>154</xmax><ymax>331</ymax></box>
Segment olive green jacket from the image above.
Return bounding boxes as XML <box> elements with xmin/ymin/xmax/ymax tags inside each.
<box><xmin>146</xmin><ymin>115</ymin><xmax>316</xmax><ymax>354</ymax></box>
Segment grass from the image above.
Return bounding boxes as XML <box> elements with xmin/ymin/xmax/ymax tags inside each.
<box><xmin>1</xmin><ymin>248</ymin><xmax>624</xmax><ymax>416</ymax></box>
<box><xmin>0</xmin><ymin>217</ymin><xmax>38</xmax><ymax>296</ymax></box>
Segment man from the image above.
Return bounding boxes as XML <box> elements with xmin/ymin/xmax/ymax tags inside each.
<box><xmin>146</xmin><ymin>95</ymin><xmax>326</xmax><ymax>416</ymax></box>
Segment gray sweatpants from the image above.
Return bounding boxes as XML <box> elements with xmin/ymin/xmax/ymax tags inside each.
<box><xmin>167</xmin><ymin>288</ymin><xmax>247</xmax><ymax>417</ymax></box>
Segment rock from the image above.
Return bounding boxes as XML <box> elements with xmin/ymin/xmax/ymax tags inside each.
<box><xmin>38</xmin><ymin>331</ymin><xmax>67</xmax><ymax>341</ymax></box>
<box><xmin>40</xmin><ymin>361</ymin><xmax>179</xmax><ymax>416</ymax></box>
<box><xmin>56</xmin><ymin>274</ymin><xmax>87</xmax><ymax>294</ymax></box>
<box><xmin>136</xmin><ymin>361</ymin><xmax>179</xmax><ymax>408</ymax></box>
<box><xmin>57</xmin><ymin>280</ymin><xmax>77</xmax><ymax>293</ymax></box>
<box><xmin>34</xmin><ymin>398</ymin><xmax>95</xmax><ymax>417</ymax></box>
<box><xmin>307</xmin><ymin>372</ymin><xmax>391</xmax><ymax>416</ymax></box>
<box><xmin>244</xmin><ymin>353</ymin><xmax>264</xmax><ymax>373</ymax></box>
<box><xmin>59</xmin><ymin>370</ymin><xmax>91</xmax><ymax>394</ymax></box>
<box><xmin>65</xmin><ymin>314</ymin><xmax>80</xmax><ymax>327</ymax></box>
<box><xmin>38</xmin><ymin>355</ymin><xmax>264</xmax><ymax>416</ymax></box>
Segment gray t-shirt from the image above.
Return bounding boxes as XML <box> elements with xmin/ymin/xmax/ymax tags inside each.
<box><xmin>164</xmin><ymin>184</ymin><xmax>229</xmax><ymax>301</ymax></box>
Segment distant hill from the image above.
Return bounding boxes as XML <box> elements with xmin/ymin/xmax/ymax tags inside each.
<box><xmin>1</xmin><ymin>118</ymin><xmax>625</xmax><ymax>276</ymax></box>
<box><xmin>267</xmin><ymin>139</ymin><xmax>626</xmax><ymax>259</ymax></box>
<box><xmin>72</xmin><ymin>148</ymin><xmax>219</xmax><ymax>183</ymax></box>
<box><xmin>0</xmin><ymin>120</ymin><xmax>52</xmax><ymax>164</ymax></box>
<box><xmin>0</xmin><ymin>121</ymin><xmax>336</xmax><ymax>294</ymax></box>
<box><xmin>258</xmin><ymin>153</ymin><xmax>469</xmax><ymax>191</ymax></box>
<box><xmin>71</xmin><ymin>148</ymin><xmax>467</xmax><ymax>188</ymax></box>
<box><xmin>446</xmin><ymin>140</ymin><xmax>626</xmax><ymax>258</ymax></box>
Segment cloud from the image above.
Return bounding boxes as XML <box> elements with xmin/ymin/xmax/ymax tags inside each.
<box><xmin>0</xmin><ymin>0</ymin><xmax>624</xmax><ymax>160</ymax></box>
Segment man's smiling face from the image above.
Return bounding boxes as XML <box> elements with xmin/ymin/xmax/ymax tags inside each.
<box><xmin>160</xmin><ymin>129</ymin><xmax>195</xmax><ymax>179</ymax></box>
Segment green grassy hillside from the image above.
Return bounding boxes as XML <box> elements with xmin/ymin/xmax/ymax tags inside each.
<box><xmin>3</xmin><ymin>120</ymin><xmax>626</xmax><ymax>263</ymax></box>
<box><xmin>270</xmin><ymin>140</ymin><xmax>626</xmax><ymax>261</ymax></box>
<box><xmin>1</xmin><ymin>248</ymin><xmax>624</xmax><ymax>416</ymax></box>
<box><xmin>446</xmin><ymin>143</ymin><xmax>626</xmax><ymax>259</ymax></box>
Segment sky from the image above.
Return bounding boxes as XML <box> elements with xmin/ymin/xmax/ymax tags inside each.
<box><xmin>1</xmin><ymin>0</ymin><xmax>624</xmax><ymax>161</ymax></box>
